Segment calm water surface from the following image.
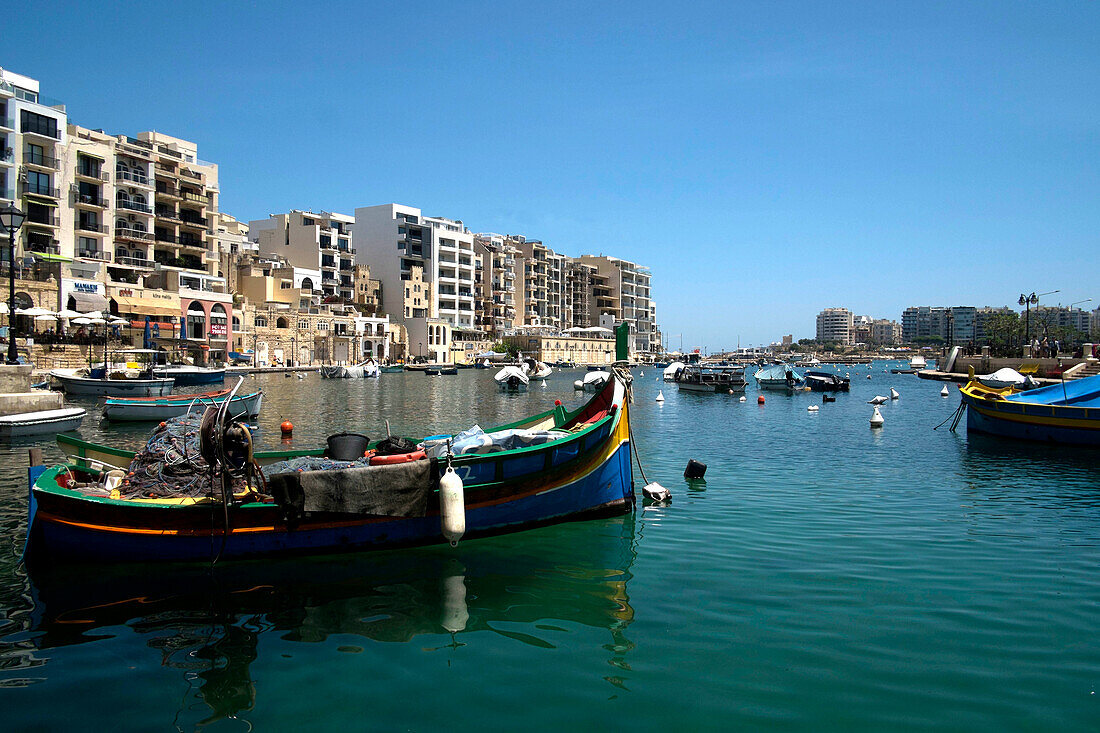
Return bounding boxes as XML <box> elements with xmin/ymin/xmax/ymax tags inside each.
<box><xmin>1</xmin><ymin>364</ymin><xmax>1098</xmax><ymax>731</ymax></box>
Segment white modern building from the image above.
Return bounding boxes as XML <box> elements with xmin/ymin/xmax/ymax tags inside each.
<box><xmin>816</xmin><ymin>307</ymin><xmax>854</xmax><ymax>345</ymax></box>
<box><xmin>249</xmin><ymin>210</ymin><xmax>356</xmax><ymax>303</ymax></box>
<box><xmin>351</xmin><ymin>203</ymin><xmax>479</xmax><ymax>362</ymax></box>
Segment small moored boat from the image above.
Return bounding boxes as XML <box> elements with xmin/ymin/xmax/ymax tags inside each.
<box><xmin>674</xmin><ymin>365</ymin><xmax>747</xmax><ymax>393</ymax></box>
<box><xmin>103</xmin><ymin>389</ymin><xmax>263</xmax><ymax>422</ymax></box>
<box><xmin>753</xmin><ymin>364</ymin><xmax>804</xmax><ymax>393</ymax></box>
<box><xmin>495</xmin><ymin>365</ymin><xmax>530</xmax><ymax>392</ymax></box>
<box><xmin>804</xmin><ymin>370</ymin><xmax>851</xmax><ymax>392</ymax></box>
<box><xmin>0</xmin><ymin>407</ymin><xmax>86</xmax><ymax>438</ymax></box>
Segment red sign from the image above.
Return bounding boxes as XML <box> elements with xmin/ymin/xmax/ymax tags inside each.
<box><xmin>209</xmin><ymin>323</ymin><xmax>227</xmax><ymax>337</ymax></box>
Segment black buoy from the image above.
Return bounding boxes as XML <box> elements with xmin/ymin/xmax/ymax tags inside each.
<box><xmin>684</xmin><ymin>459</ymin><xmax>707</xmax><ymax>479</ymax></box>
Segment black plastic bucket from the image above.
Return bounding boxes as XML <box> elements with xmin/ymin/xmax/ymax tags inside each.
<box><xmin>326</xmin><ymin>433</ymin><xmax>370</xmax><ymax>461</ymax></box>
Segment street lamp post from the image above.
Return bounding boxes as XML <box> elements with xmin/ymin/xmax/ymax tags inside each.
<box><xmin>1018</xmin><ymin>290</ymin><xmax>1060</xmax><ymax>356</ymax></box>
<box><xmin>0</xmin><ymin>204</ymin><xmax>27</xmax><ymax>365</ymax></box>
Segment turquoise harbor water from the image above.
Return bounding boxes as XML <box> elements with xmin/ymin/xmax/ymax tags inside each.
<box><xmin>1</xmin><ymin>363</ymin><xmax>1098</xmax><ymax>731</ymax></box>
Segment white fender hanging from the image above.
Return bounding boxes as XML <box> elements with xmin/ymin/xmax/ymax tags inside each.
<box><xmin>439</xmin><ymin>466</ymin><xmax>466</xmax><ymax>547</ymax></box>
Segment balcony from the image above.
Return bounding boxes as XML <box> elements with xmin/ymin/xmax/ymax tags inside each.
<box><xmin>115</xmin><ymin>227</ymin><xmax>153</xmax><ymax>243</ymax></box>
<box><xmin>178</xmin><ymin>239</ymin><xmax>206</xmax><ymax>252</ymax></box>
<box><xmin>179</xmin><ymin>168</ymin><xmax>202</xmax><ymax>181</ymax></box>
<box><xmin>118</xmin><ymin>141</ymin><xmax>153</xmax><ymax>160</ymax></box>
<box><xmin>27</xmin><ymin>241</ymin><xmax>60</xmax><ymax>256</ymax></box>
<box><xmin>22</xmin><ymin>183</ymin><xmax>60</xmax><ymax>199</ymax></box>
<box><xmin>117</xmin><ymin>199</ymin><xmax>153</xmax><ymax>214</ymax></box>
<box><xmin>0</xmin><ymin>116</ymin><xmax>13</xmax><ymax>131</ymax></box>
<box><xmin>116</xmin><ymin>169</ymin><xmax>152</xmax><ymax>186</ymax></box>
<box><xmin>77</xmin><ymin>249</ymin><xmax>112</xmax><ymax>262</ymax></box>
<box><xmin>114</xmin><ymin>255</ymin><xmax>154</xmax><ymax>269</ymax></box>
<box><xmin>75</xmin><ymin>193</ymin><xmax>108</xmax><ymax>209</ymax></box>
<box><xmin>77</xmin><ymin>221</ymin><xmax>108</xmax><ymax>234</ymax></box>
<box><xmin>179</xmin><ymin>216</ymin><xmax>207</xmax><ymax>229</ymax></box>
<box><xmin>25</xmin><ymin>213</ymin><xmax>60</xmax><ymax>229</ymax></box>
<box><xmin>155</xmin><ymin>183</ymin><xmax>182</xmax><ymax>199</ymax></box>
<box><xmin>23</xmin><ymin>150</ymin><xmax>60</xmax><ymax>170</ymax></box>
<box><xmin>156</xmin><ymin>207</ymin><xmax>181</xmax><ymax>223</ymax></box>
<box><xmin>181</xmin><ymin>190</ymin><xmax>206</xmax><ymax>205</ymax></box>
<box><xmin>76</xmin><ymin>167</ymin><xmax>109</xmax><ymax>183</ymax></box>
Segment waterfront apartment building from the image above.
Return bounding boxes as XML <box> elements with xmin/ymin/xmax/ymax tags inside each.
<box><xmin>575</xmin><ymin>255</ymin><xmax>655</xmax><ymax>354</ymax></box>
<box><xmin>351</xmin><ymin>204</ymin><xmax>480</xmax><ymax>363</ymax></box>
<box><xmin>248</xmin><ymin>210</ymin><xmax>356</xmax><ymax>303</ymax></box>
<box><xmin>472</xmin><ymin>233</ymin><xmax>519</xmax><ymax>336</ymax></box>
<box><xmin>816</xmin><ymin>307</ymin><xmax>854</xmax><ymax>345</ymax></box>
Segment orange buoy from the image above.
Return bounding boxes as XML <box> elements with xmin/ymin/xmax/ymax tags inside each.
<box><xmin>280</xmin><ymin>420</ymin><xmax>293</xmax><ymax>436</ymax></box>
<box><xmin>757</xmin><ymin>395</ymin><xmax>766</xmax><ymax>404</ymax></box>
<box><xmin>554</xmin><ymin>399</ymin><xmax>562</xmax><ymax>406</ymax></box>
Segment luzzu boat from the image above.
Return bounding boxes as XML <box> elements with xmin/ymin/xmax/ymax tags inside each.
<box><xmin>103</xmin><ymin>388</ymin><xmax>263</xmax><ymax>422</ymax></box>
<box><xmin>25</xmin><ymin>368</ymin><xmax>635</xmax><ymax>565</ymax></box>
<box><xmin>959</xmin><ymin>373</ymin><xmax>1100</xmax><ymax>445</ymax></box>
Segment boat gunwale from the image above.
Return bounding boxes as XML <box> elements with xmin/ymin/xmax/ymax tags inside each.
<box><xmin>45</xmin><ymin>379</ymin><xmax>626</xmax><ymax>508</ymax></box>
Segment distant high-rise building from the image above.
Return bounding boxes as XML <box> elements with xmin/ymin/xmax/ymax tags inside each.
<box><xmin>816</xmin><ymin>307</ymin><xmax>853</xmax><ymax>344</ymax></box>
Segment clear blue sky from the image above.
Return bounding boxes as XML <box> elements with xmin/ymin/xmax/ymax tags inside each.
<box><xmin>7</xmin><ymin>1</ymin><xmax>1098</xmax><ymax>350</ymax></box>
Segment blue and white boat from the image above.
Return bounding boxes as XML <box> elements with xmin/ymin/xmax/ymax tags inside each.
<box><xmin>959</xmin><ymin>374</ymin><xmax>1100</xmax><ymax>445</ymax></box>
<box><xmin>753</xmin><ymin>364</ymin><xmax>804</xmax><ymax>393</ymax></box>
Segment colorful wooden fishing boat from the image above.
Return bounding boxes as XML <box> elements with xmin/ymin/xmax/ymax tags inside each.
<box><xmin>959</xmin><ymin>374</ymin><xmax>1100</xmax><ymax>445</ymax></box>
<box><xmin>25</xmin><ymin>370</ymin><xmax>635</xmax><ymax>565</ymax></box>
<box><xmin>103</xmin><ymin>388</ymin><xmax>264</xmax><ymax>422</ymax></box>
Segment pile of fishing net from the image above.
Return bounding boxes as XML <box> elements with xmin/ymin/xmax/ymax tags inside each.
<box><xmin>118</xmin><ymin>413</ymin><xmax>250</xmax><ymax>500</ymax></box>
<box><xmin>262</xmin><ymin>455</ymin><xmax>372</xmax><ymax>476</ymax></box>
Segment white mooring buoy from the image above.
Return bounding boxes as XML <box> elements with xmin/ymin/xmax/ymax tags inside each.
<box><xmin>940</xmin><ymin>385</ymin><xmax>950</xmax><ymax>397</ymax></box>
<box><xmin>574</xmin><ymin>380</ymin><xmax>583</xmax><ymax>390</ymax></box>
<box><xmin>639</xmin><ymin>370</ymin><xmax>644</xmax><ymax>377</ymax></box>
<box><xmin>655</xmin><ymin>390</ymin><xmax>665</xmax><ymax>402</ymax></box>
<box><xmin>867</xmin><ymin>374</ymin><xmax>872</xmax><ymax>379</ymax></box>
<box><xmin>439</xmin><ymin>466</ymin><xmax>466</xmax><ymax>547</ymax></box>
<box><xmin>541</xmin><ymin>379</ymin><xmax>547</xmax><ymax>388</ymax></box>
<box><xmin>890</xmin><ymin>388</ymin><xmax>900</xmax><ymax>400</ymax></box>
<box><xmin>643</xmin><ymin>482</ymin><xmax>671</xmax><ymax>503</ymax></box>
<box><xmin>868</xmin><ymin>395</ymin><xmax>887</xmax><ymax>405</ymax></box>
<box><xmin>739</xmin><ymin>395</ymin><xmax>746</xmax><ymax>402</ymax></box>
<box><xmin>808</xmin><ymin>405</ymin><xmax>819</xmax><ymax>412</ymax></box>
<box><xmin>870</xmin><ymin>406</ymin><xmax>885</xmax><ymax>427</ymax></box>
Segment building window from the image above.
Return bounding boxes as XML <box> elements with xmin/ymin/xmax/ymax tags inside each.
<box><xmin>20</xmin><ymin>110</ymin><xmax>59</xmax><ymax>139</ymax></box>
<box><xmin>25</xmin><ymin>170</ymin><xmax>51</xmax><ymax>195</ymax></box>
<box><xmin>255</xmin><ymin>317</ymin><xmax>268</xmax><ymax>327</ymax></box>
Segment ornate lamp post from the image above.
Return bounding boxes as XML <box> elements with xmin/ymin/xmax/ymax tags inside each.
<box><xmin>1018</xmin><ymin>290</ymin><xmax>1060</xmax><ymax>355</ymax></box>
<box><xmin>0</xmin><ymin>203</ymin><xmax>27</xmax><ymax>364</ymax></box>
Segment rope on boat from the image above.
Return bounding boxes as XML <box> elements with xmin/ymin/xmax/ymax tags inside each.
<box><xmin>934</xmin><ymin>400</ymin><xmax>966</xmax><ymax>432</ymax></box>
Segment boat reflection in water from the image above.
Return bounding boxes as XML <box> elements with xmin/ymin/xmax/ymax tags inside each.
<box><xmin>11</xmin><ymin>514</ymin><xmax>638</xmax><ymax>728</ymax></box>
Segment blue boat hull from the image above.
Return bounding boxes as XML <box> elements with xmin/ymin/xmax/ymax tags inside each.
<box><xmin>965</xmin><ymin>402</ymin><xmax>1100</xmax><ymax>446</ymax></box>
<box><xmin>166</xmin><ymin>370</ymin><xmax>226</xmax><ymax>386</ymax></box>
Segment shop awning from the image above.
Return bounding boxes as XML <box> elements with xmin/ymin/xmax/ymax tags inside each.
<box><xmin>69</xmin><ymin>291</ymin><xmax>109</xmax><ymax>312</ymax></box>
<box><xmin>128</xmin><ymin>320</ymin><xmax>177</xmax><ymax>330</ymax></box>
<box><xmin>112</xmin><ymin>293</ymin><xmax>181</xmax><ymax>318</ymax></box>
<box><xmin>31</xmin><ymin>252</ymin><xmax>72</xmax><ymax>262</ymax></box>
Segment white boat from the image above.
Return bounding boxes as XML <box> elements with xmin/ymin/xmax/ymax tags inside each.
<box><xmin>50</xmin><ymin>368</ymin><xmax>175</xmax><ymax>397</ymax></box>
<box><xmin>520</xmin><ymin>356</ymin><xmax>552</xmax><ymax>379</ymax></box>
<box><xmin>495</xmin><ymin>365</ymin><xmax>530</xmax><ymax>392</ymax></box>
<box><xmin>753</xmin><ymin>364</ymin><xmax>805</xmax><ymax>392</ymax></box>
<box><xmin>663</xmin><ymin>361</ymin><xmax>686</xmax><ymax>381</ymax></box>
<box><xmin>103</xmin><ymin>389</ymin><xmax>264</xmax><ymax>422</ymax></box>
<box><xmin>910</xmin><ymin>355</ymin><xmax>928</xmax><ymax>370</ymax></box>
<box><xmin>320</xmin><ymin>360</ymin><xmax>380</xmax><ymax>378</ymax></box>
<box><xmin>0</xmin><ymin>407</ymin><xmax>86</xmax><ymax>438</ymax></box>
<box><xmin>581</xmin><ymin>370</ymin><xmax>610</xmax><ymax>392</ymax></box>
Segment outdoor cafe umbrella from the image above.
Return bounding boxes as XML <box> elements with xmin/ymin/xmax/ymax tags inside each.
<box><xmin>56</xmin><ymin>308</ymin><xmax>83</xmax><ymax>319</ymax></box>
<box><xmin>143</xmin><ymin>318</ymin><xmax>152</xmax><ymax>349</ymax></box>
<box><xmin>34</xmin><ymin>314</ymin><xmax>58</xmax><ymax>323</ymax></box>
<box><xmin>17</xmin><ymin>306</ymin><xmax>53</xmax><ymax>317</ymax></box>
